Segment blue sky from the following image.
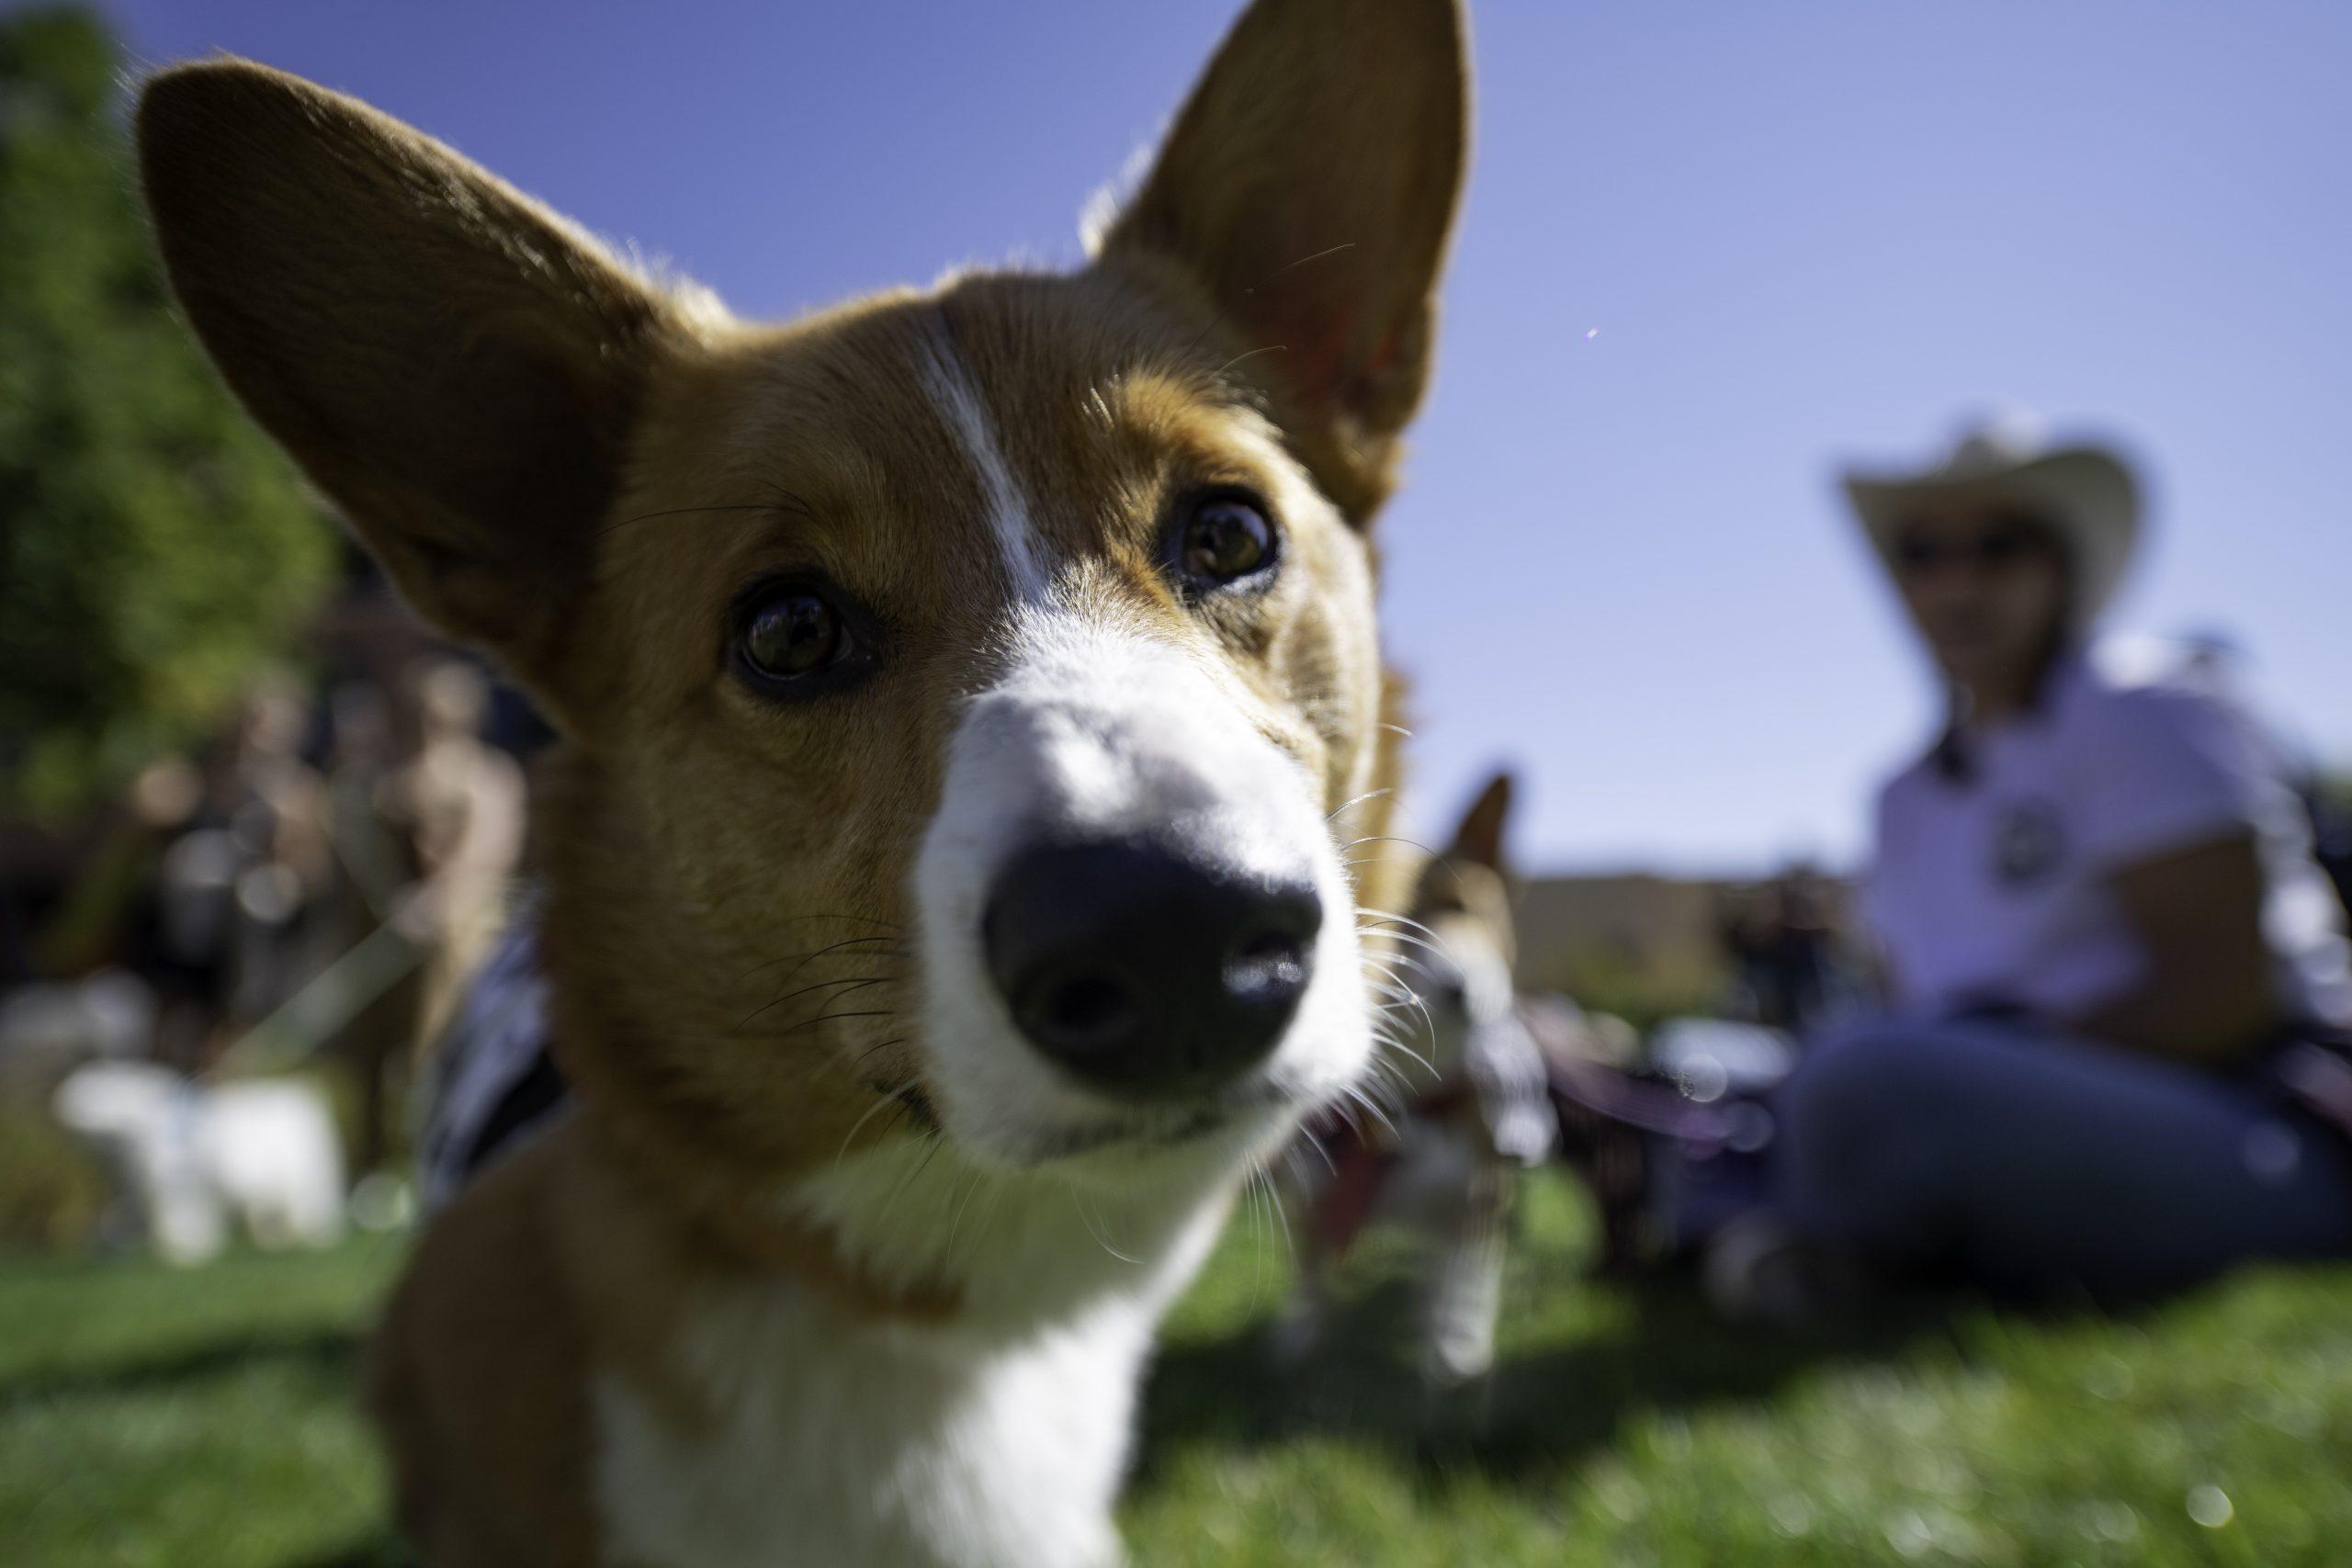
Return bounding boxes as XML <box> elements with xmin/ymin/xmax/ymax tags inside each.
<box><xmin>101</xmin><ymin>0</ymin><xmax>2352</xmax><ymax>874</ymax></box>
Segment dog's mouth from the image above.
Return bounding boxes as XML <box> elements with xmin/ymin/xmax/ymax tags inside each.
<box><xmin>866</xmin><ymin>1072</ymin><xmax>1285</xmax><ymax>1165</ymax></box>
<box><xmin>988</xmin><ymin>1079</ymin><xmax>1300</xmax><ymax>1167</ymax></box>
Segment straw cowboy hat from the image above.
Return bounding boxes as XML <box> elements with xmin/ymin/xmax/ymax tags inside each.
<box><xmin>1842</xmin><ymin>414</ymin><xmax>2143</xmax><ymax>628</ymax></box>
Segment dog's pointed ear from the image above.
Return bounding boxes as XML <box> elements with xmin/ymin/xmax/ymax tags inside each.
<box><xmin>1446</xmin><ymin>769</ymin><xmax>1515</xmax><ymax>874</ymax></box>
<box><xmin>1098</xmin><ymin>0</ymin><xmax>1467</xmax><ymax>524</ymax></box>
<box><xmin>137</xmin><ymin>60</ymin><xmax>691</xmax><ymax>705</ymax></box>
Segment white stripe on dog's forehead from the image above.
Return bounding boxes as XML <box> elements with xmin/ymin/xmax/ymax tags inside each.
<box><xmin>918</xmin><ymin>320</ymin><xmax>1048</xmax><ymax>602</ymax></box>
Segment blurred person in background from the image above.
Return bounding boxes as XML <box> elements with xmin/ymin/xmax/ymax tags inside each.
<box><xmin>213</xmin><ymin>671</ymin><xmax>332</xmax><ymax>1030</ymax></box>
<box><xmin>380</xmin><ymin>660</ymin><xmax>524</xmax><ymax>1054</ymax></box>
<box><xmin>1700</xmin><ymin>417</ymin><xmax>2352</xmax><ymax>1314</ymax></box>
<box><xmin>317</xmin><ymin>679</ymin><xmax>422</xmax><ymax>1177</ymax></box>
<box><xmin>1569</xmin><ymin>418</ymin><xmax>2352</xmax><ymax>1319</ymax></box>
<box><xmin>57</xmin><ymin>674</ymin><xmax>334</xmax><ymax>1069</ymax></box>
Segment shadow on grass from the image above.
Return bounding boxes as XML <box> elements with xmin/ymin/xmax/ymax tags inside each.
<box><xmin>289</xmin><ymin>1534</ymin><xmax>413</xmax><ymax>1568</ymax></box>
<box><xmin>0</xmin><ymin>1326</ymin><xmax>361</xmax><ymax>1406</ymax></box>
<box><xmin>1135</xmin><ymin>1273</ymin><xmax>1956</xmax><ymax>1487</ymax></box>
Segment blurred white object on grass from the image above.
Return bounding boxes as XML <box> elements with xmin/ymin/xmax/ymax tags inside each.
<box><xmin>51</xmin><ymin>1061</ymin><xmax>347</xmax><ymax>1262</ymax></box>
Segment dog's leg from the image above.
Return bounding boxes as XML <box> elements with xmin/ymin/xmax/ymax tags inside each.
<box><xmin>1419</xmin><ymin>1154</ymin><xmax>1510</xmax><ymax>1390</ymax></box>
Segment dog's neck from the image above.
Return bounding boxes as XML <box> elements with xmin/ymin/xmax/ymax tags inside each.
<box><xmin>537</xmin><ymin>963</ymin><xmax>1246</xmax><ymax>1339</ymax></box>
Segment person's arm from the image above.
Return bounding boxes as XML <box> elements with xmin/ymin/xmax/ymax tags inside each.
<box><xmin>2065</xmin><ymin>830</ymin><xmax>2279</xmax><ymax>1065</ymax></box>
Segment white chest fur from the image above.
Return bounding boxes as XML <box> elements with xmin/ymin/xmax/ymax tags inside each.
<box><xmin>585</xmin><ymin>1154</ymin><xmax>1257</xmax><ymax>1568</ymax></box>
<box><xmin>594</xmin><ymin>1280</ymin><xmax>1154</xmax><ymax>1568</ymax></box>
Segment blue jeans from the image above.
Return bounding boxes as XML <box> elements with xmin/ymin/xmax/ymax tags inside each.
<box><xmin>1769</xmin><ymin>1021</ymin><xmax>2352</xmax><ymax>1297</ymax></box>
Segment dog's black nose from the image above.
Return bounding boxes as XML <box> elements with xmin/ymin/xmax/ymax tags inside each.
<box><xmin>983</xmin><ymin>839</ymin><xmax>1321</xmax><ymax>1100</ymax></box>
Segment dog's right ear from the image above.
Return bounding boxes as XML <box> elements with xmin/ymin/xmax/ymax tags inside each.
<box><xmin>138</xmin><ymin>62</ymin><xmax>687</xmax><ymax>706</ymax></box>
<box><xmin>1099</xmin><ymin>0</ymin><xmax>1467</xmax><ymax>525</ymax></box>
<box><xmin>1446</xmin><ymin>770</ymin><xmax>1516</xmax><ymax>874</ymax></box>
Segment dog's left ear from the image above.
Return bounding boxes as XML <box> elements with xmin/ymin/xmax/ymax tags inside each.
<box><xmin>1099</xmin><ymin>0</ymin><xmax>1468</xmax><ymax>524</ymax></box>
<box><xmin>136</xmin><ymin>61</ymin><xmax>691</xmax><ymax>716</ymax></box>
<box><xmin>1447</xmin><ymin>769</ymin><xmax>1515</xmax><ymax>874</ymax></box>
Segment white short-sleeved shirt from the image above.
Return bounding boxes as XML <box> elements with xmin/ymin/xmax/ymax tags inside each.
<box><xmin>1867</xmin><ymin>640</ymin><xmax>2352</xmax><ymax>1030</ymax></box>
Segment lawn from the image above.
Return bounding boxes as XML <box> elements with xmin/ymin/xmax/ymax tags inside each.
<box><xmin>4</xmin><ymin>1174</ymin><xmax>2349</xmax><ymax>1565</ymax></box>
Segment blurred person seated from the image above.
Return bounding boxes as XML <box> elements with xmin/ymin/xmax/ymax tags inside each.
<box><xmin>1603</xmin><ymin>417</ymin><xmax>2352</xmax><ymax>1317</ymax></box>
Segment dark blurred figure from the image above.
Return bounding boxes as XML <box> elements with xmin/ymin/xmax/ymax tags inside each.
<box><xmin>116</xmin><ymin>675</ymin><xmax>328</xmax><ymax>1067</ymax></box>
<box><xmin>1718</xmin><ymin>865</ymin><xmax>1844</xmax><ymax>1032</ymax></box>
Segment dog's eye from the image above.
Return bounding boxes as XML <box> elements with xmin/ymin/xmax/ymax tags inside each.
<box><xmin>737</xmin><ymin>588</ymin><xmax>851</xmax><ymax>683</ymax></box>
<box><xmin>1174</xmin><ymin>492</ymin><xmax>1277</xmax><ymax>592</ymax></box>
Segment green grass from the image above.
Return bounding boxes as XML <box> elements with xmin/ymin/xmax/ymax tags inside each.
<box><xmin>5</xmin><ymin>1178</ymin><xmax>2350</xmax><ymax>1564</ymax></box>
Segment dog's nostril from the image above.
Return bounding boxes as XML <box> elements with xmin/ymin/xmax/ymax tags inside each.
<box><xmin>982</xmin><ymin>838</ymin><xmax>1322</xmax><ymax>1100</ymax></box>
<box><xmin>1026</xmin><ymin>969</ymin><xmax>1139</xmax><ymax>1051</ymax></box>
<box><xmin>1224</xmin><ymin>927</ymin><xmax>1309</xmax><ymax>1002</ymax></box>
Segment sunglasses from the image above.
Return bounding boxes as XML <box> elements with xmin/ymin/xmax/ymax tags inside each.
<box><xmin>1891</xmin><ymin>518</ymin><xmax>2056</xmax><ymax>576</ymax></box>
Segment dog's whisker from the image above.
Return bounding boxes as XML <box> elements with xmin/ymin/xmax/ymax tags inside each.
<box><xmin>763</xmin><ymin>914</ymin><xmax>906</xmax><ymax>931</ymax></box>
<box><xmin>747</xmin><ymin>973</ymin><xmax>897</xmax><ymax>1018</ymax></box>
<box><xmin>1371</xmin><ymin>1037</ymin><xmax>1438</xmax><ymax>1088</ymax></box>
<box><xmin>1339</xmin><ymin>1082</ymin><xmax>1398</xmax><ymax>1139</ymax></box>
<box><xmin>871</xmin><ymin>1132</ymin><xmax>947</xmax><ymax>1236</ymax></box>
<box><xmin>734</xmin><ymin>934</ymin><xmax>906</xmax><ymax>987</ymax></box>
<box><xmin>1244</xmin><ymin>1162</ymin><xmax>1268</xmax><ymax>1310</ymax></box>
<box><xmin>842</xmin><ymin>1035</ymin><xmax>910</xmax><ymax>1077</ymax></box>
<box><xmin>1069</xmin><ymin>1185</ymin><xmax>1141</xmax><ymax>1267</ymax></box>
<box><xmin>1212</xmin><ymin>343</ymin><xmax>1290</xmax><ymax>380</ymax></box>
<box><xmin>1367</xmin><ymin>975</ymin><xmax>1440</xmax><ymax>1037</ymax></box>
<box><xmin>1355</xmin><ymin>908</ymin><xmax>1444</xmax><ymax>942</ymax></box>
<box><xmin>1326</xmin><ymin>785</ymin><xmax>1396</xmax><ymax>824</ymax></box>
<box><xmin>1363</xmin><ymin>1059</ymin><xmax>1419</xmax><ymax>1107</ymax></box>
<box><xmin>943</xmin><ymin>1166</ymin><xmax>990</xmax><ymax>1259</ymax></box>
<box><xmin>1256</xmin><ymin>1159</ymin><xmax>1297</xmax><ymax>1268</ymax></box>
<box><xmin>952</xmin><ymin>1169</ymin><xmax>1013</xmax><ymax>1271</ymax></box>
<box><xmin>833</xmin><ymin>1077</ymin><xmax>923</xmax><ymax>1168</ymax></box>
<box><xmin>1336</xmin><ymin>834</ymin><xmax>1434</xmax><ymax>857</ymax></box>
<box><xmin>1358</xmin><ymin>926</ymin><xmax>1453</xmax><ymax>960</ymax></box>
<box><xmin>740</xmin><ymin>1005</ymin><xmax>899</xmax><ymax>1041</ymax></box>
<box><xmin>736</xmin><ymin>985</ymin><xmax>896</xmax><ymax>1033</ymax></box>
<box><xmin>1360</xmin><ymin>968</ymin><xmax>1427</xmax><ymax>1006</ymax></box>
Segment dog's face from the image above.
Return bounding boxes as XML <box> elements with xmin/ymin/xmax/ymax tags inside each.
<box><xmin>140</xmin><ymin>0</ymin><xmax>1465</xmax><ymax>1261</ymax></box>
<box><xmin>584</xmin><ymin>280</ymin><xmax>1394</xmax><ymax>1185</ymax></box>
<box><xmin>1396</xmin><ymin>773</ymin><xmax>1520</xmax><ymax>1077</ymax></box>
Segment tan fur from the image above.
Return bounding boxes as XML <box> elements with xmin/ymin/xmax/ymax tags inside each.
<box><xmin>139</xmin><ymin>3</ymin><xmax>1465</xmax><ymax>1562</ymax></box>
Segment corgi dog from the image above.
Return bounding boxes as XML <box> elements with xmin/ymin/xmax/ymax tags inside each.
<box><xmin>1280</xmin><ymin>771</ymin><xmax>1556</xmax><ymax>1385</ymax></box>
<box><xmin>137</xmin><ymin>1</ymin><xmax>1466</xmax><ymax>1563</ymax></box>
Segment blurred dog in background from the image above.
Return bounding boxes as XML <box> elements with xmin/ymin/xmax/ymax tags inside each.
<box><xmin>1281</xmin><ymin>772</ymin><xmax>1562</xmax><ymax>1386</ymax></box>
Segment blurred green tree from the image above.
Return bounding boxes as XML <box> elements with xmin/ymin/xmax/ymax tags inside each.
<box><xmin>0</xmin><ymin>7</ymin><xmax>331</xmax><ymax>818</ymax></box>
